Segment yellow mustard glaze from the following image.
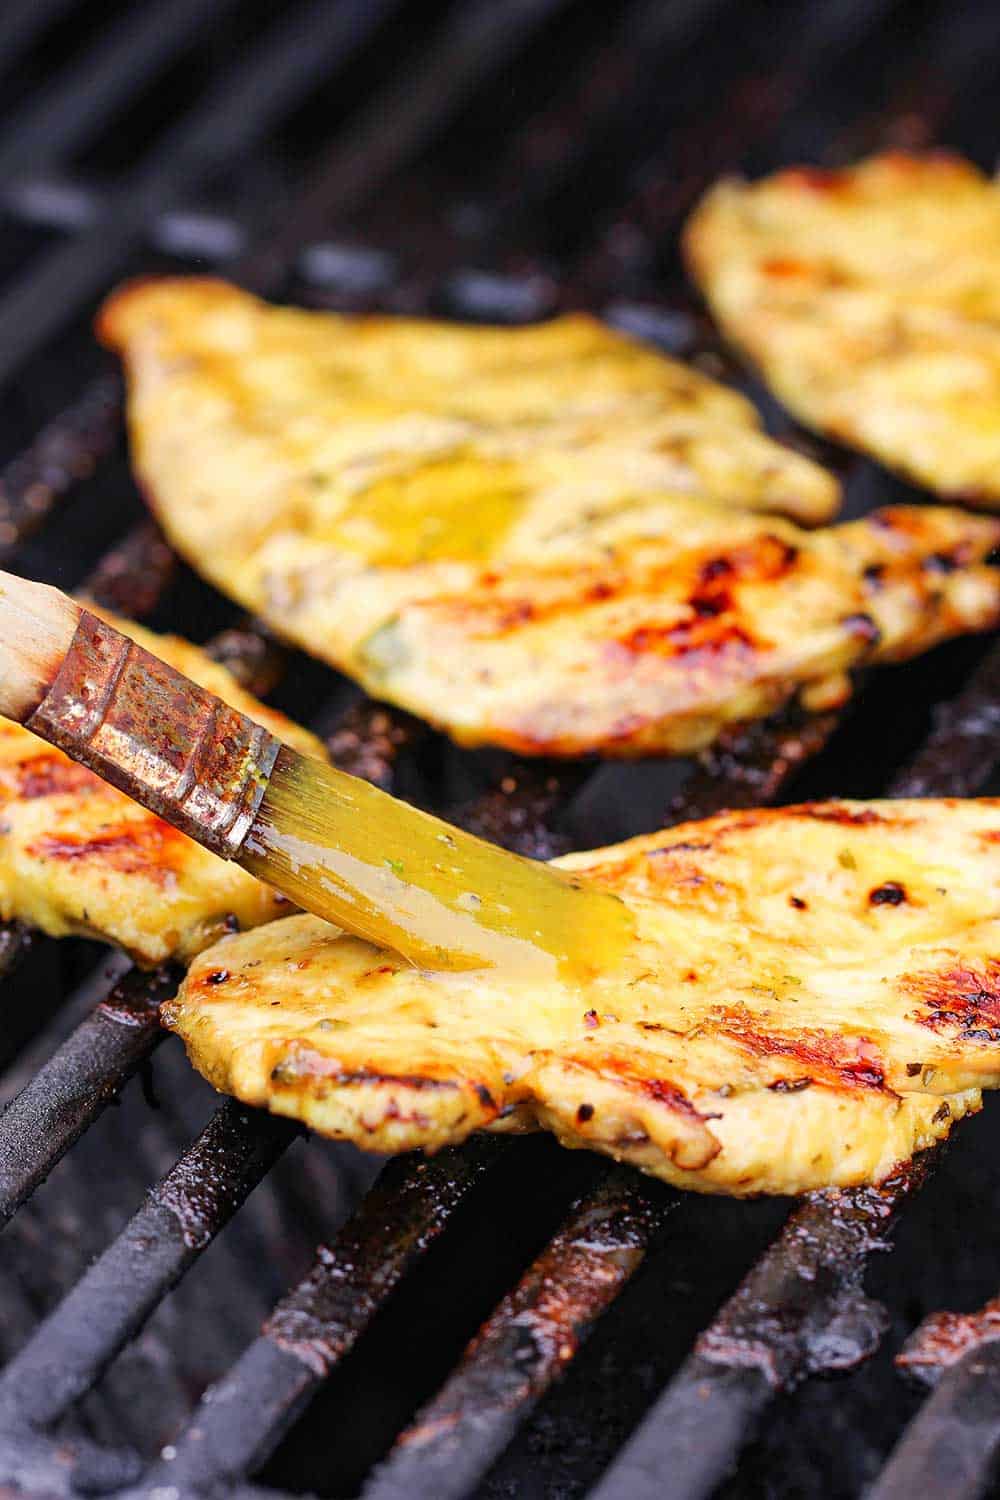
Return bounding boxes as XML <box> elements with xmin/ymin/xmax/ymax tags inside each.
<box><xmin>239</xmin><ymin>747</ymin><xmax>634</xmax><ymax>978</ymax></box>
<box><xmin>328</xmin><ymin>452</ymin><xmax>528</xmax><ymax>564</ymax></box>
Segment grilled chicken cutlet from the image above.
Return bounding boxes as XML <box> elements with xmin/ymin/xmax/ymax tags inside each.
<box><xmin>167</xmin><ymin>799</ymin><xmax>1000</xmax><ymax>1196</ymax></box>
<box><xmin>0</xmin><ymin>612</ymin><xmax>323</xmax><ymax>965</ymax></box>
<box><xmin>97</xmin><ymin>280</ymin><xmax>998</xmax><ymax>756</ymax></box>
<box><xmin>686</xmin><ymin>150</ymin><xmax>1000</xmax><ymax>504</ymax></box>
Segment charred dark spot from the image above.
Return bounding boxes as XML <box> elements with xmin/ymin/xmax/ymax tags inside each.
<box><xmin>474</xmin><ymin>1083</ymin><xmax>496</xmax><ymax>1110</ymax></box>
<box><xmin>494</xmin><ymin>600</ymin><xmax>536</xmax><ymax>630</ymax></box>
<box><xmin>768</xmin><ymin>1077</ymin><xmax>812</xmax><ymax>1092</ymax></box>
<box><xmin>850</xmin><ymin>1066</ymin><xmax>888</xmax><ymax>1089</ymax></box>
<box><xmin>638</xmin><ymin>1021</ymin><xmax>665</xmax><ymax>1031</ymax></box>
<box><xmin>699</xmin><ymin>556</ymin><xmax>734</xmax><ymax>583</ymax></box>
<box><xmin>3</xmin><ymin>756</ymin><xmax>99</xmax><ymax>801</ymax></box>
<box><xmin>698</xmin><ymin>536</ymin><xmax>798</xmax><ymax>590</ymax></box>
<box><xmin>690</xmin><ymin>593</ymin><xmax>726</xmax><ymax>618</ymax></box>
<box><xmin>583</xmin><ymin>1009</ymin><xmax>600</xmax><ymax>1029</ymax></box>
<box><xmin>933</xmin><ymin>1102</ymin><xmax>951</xmax><ymax>1124</ymax></box>
<box><xmin>576</xmin><ymin>1103</ymin><xmax>595</xmax><ymax>1123</ymax></box>
<box><xmin>841</xmin><ymin>612</ymin><xmax>881</xmax><ymax>648</ymax></box>
<box><xmin>870</xmin><ymin>882</ymin><xmax>907</xmax><ymax>906</ymax></box>
<box><xmin>923</xmin><ymin>551</ymin><xmax>959</xmax><ymax>575</ymax></box>
<box><xmin>641</xmin><ymin>1076</ymin><xmax>704</xmax><ymax>1118</ymax></box>
<box><xmin>862</xmin><ymin>562</ymin><xmax>886</xmax><ymax>587</ymax></box>
<box><xmin>649</xmin><ymin>839</ymin><xmax>713</xmax><ymax>856</ymax></box>
<box><xmin>908</xmin><ymin>961</ymin><xmax>1000</xmax><ymax>1041</ymax></box>
<box><xmin>906</xmin><ymin>1062</ymin><xmax>923</xmax><ymax>1077</ymax></box>
<box><xmin>789</xmin><ymin>895</ymin><xmax>808</xmax><ymax>910</ymax></box>
<box><xmin>206</xmin><ymin>969</ymin><xmax>229</xmax><ymax>986</ymax></box>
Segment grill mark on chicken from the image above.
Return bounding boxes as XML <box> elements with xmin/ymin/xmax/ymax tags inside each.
<box><xmin>908</xmin><ymin>961</ymin><xmax>1000</xmax><ymax>1042</ymax></box>
<box><xmin>611</xmin><ymin>619</ymin><xmax>759</xmax><ymax>664</ymax></box>
<box><xmin>28</xmin><ymin>823</ymin><xmax>187</xmax><ymax>882</ymax></box>
<box><xmin>0</xmin><ymin>754</ymin><xmax>100</xmax><ymax>801</ymax></box>
<box><xmin>713</xmin><ymin>1006</ymin><xmax>892</xmax><ymax>1094</ymax></box>
<box><xmin>433</xmin><ymin>532</ymin><xmax>805</xmax><ymax>641</ymax></box>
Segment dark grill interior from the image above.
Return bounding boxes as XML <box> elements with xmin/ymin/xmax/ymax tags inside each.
<box><xmin>4</xmin><ymin>3</ymin><xmax>1000</xmax><ymax>1497</ymax></box>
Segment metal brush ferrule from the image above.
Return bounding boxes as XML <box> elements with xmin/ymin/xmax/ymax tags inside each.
<box><xmin>27</xmin><ymin>611</ymin><xmax>280</xmax><ymax>860</ymax></box>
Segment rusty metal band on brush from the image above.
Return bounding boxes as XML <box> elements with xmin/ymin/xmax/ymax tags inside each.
<box><xmin>26</xmin><ymin>610</ymin><xmax>280</xmax><ymax>859</ymax></box>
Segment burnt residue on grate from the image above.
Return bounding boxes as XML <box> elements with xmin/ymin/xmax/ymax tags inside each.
<box><xmin>897</xmin><ymin>1297</ymin><xmax>1000</xmax><ymax>1389</ymax></box>
<box><xmin>144</xmin><ymin>1142</ymin><xmax>504</xmax><ymax>1496</ymax></box>
<box><xmin>0</xmin><ymin>375</ymin><xmax>121</xmax><ymax>558</ymax></box>
<box><xmin>363</xmin><ymin>1169</ymin><xmax>675</xmax><ymax>1500</ymax></box>
<box><xmin>587</xmin><ymin>1159</ymin><xmax>933</xmax><ymax>1500</ymax></box>
<box><xmin>79</xmin><ymin>520</ymin><xmax>175</xmax><ymax>622</ymax></box>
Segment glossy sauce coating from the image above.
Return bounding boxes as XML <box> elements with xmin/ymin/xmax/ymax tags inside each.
<box><xmin>241</xmin><ymin>747</ymin><xmax>634</xmax><ymax>977</ymax></box>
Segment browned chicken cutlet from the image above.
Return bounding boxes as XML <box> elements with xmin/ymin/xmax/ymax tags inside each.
<box><xmin>166</xmin><ymin>798</ymin><xmax>1000</xmax><ymax>1195</ymax></box>
<box><xmin>97</xmin><ymin>278</ymin><xmax>1000</xmax><ymax>757</ymax></box>
<box><xmin>686</xmin><ymin>150</ymin><xmax>1000</xmax><ymax>504</ymax></box>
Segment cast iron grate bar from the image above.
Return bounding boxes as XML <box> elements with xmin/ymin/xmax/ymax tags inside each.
<box><xmin>0</xmin><ymin>0</ymin><xmax>402</xmax><ymax>388</ymax></box>
<box><xmin>888</xmin><ymin>642</ymin><xmax>1000</xmax><ymax>798</ymax></box>
<box><xmin>362</xmin><ymin>1168</ymin><xmax>676</xmax><ymax>1500</ymax></box>
<box><xmin>143</xmin><ymin>1140</ymin><xmax>504</xmax><ymax>1495</ymax></box>
<box><xmin>0</xmin><ymin>0</ymin><xmax>82</xmax><ymax>75</ymax></box>
<box><xmin>78</xmin><ymin>518</ymin><xmax>176</xmax><ymax>620</ymax></box>
<box><xmin>0</xmin><ymin>964</ymin><xmax>178</xmax><ymax>1229</ymax></box>
<box><xmin>0</xmin><ymin>374</ymin><xmax>122</xmax><ymax>560</ymax></box>
<box><xmin>587</xmin><ymin>1160</ymin><xmax>934</xmax><ymax>1500</ymax></box>
<box><xmin>869</xmin><ymin>1308</ymin><xmax>1000</xmax><ymax>1500</ymax></box>
<box><xmin>237</xmin><ymin>0</ymin><xmax>579</xmax><ymax>291</ymax></box>
<box><xmin>0</xmin><ymin>1100</ymin><xmax>296</xmax><ymax>1440</ymax></box>
<box><xmin>0</xmin><ymin>0</ymin><xmax>246</xmax><ymax>186</ymax></box>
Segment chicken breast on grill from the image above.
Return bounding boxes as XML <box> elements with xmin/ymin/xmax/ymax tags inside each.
<box><xmin>0</xmin><ymin>612</ymin><xmax>322</xmax><ymax>965</ymax></box>
<box><xmin>685</xmin><ymin>151</ymin><xmax>1000</xmax><ymax>504</ymax></box>
<box><xmin>166</xmin><ymin>799</ymin><xmax>1000</xmax><ymax>1195</ymax></box>
<box><xmin>96</xmin><ymin>278</ymin><xmax>1000</xmax><ymax>755</ymax></box>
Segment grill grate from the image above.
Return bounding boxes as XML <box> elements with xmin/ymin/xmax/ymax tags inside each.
<box><xmin>4</xmin><ymin>3</ymin><xmax>1000</xmax><ymax>1498</ymax></box>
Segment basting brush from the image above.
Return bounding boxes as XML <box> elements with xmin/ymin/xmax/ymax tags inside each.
<box><xmin>0</xmin><ymin>570</ymin><xmax>632</xmax><ymax>976</ymax></box>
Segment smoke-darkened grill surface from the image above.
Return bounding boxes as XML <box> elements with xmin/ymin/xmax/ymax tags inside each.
<box><xmin>4</xmin><ymin>4</ymin><xmax>1000</xmax><ymax>1499</ymax></box>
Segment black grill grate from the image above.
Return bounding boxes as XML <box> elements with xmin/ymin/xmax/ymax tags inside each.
<box><xmin>4</xmin><ymin>4</ymin><xmax>1000</xmax><ymax>1498</ymax></box>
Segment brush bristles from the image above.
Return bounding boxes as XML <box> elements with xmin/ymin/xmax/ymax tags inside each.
<box><xmin>0</xmin><ymin>571</ymin><xmax>81</xmax><ymax>722</ymax></box>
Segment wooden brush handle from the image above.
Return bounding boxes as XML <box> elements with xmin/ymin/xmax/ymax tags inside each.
<box><xmin>27</xmin><ymin>610</ymin><xmax>280</xmax><ymax>859</ymax></box>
